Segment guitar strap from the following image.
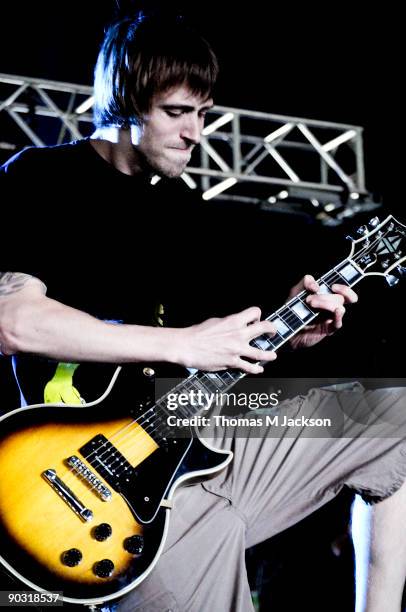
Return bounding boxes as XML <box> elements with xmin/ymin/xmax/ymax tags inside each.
<box><xmin>11</xmin><ymin>355</ymin><xmax>27</xmax><ymax>407</ymax></box>
<box><xmin>11</xmin><ymin>310</ymin><xmax>165</xmax><ymax>408</ymax></box>
<box><xmin>43</xmin><ymin>362</ymin><xmax>83</xmax><ymax>404</ymax></box>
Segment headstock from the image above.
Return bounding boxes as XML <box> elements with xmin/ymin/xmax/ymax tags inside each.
<box><xmin>347</xmin><ymin>215</ymin><xmax>406</xmax><ymax>286</ymax></box>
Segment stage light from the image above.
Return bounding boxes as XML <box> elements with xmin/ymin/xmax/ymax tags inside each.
<box><xmin>75</xmin><ymin>96</ymin><xmax>94</xmax><ymax>114</ymax></box>
<box><xmin>181</xmin><ymin>173</ymin><xmax>197</xmax><ymax>189</ymax></box>
<box><xmin>264</xmin><ymin>123</ymin><xmax>293</xmax><ymax>143</ymax></box>
<box><xmin>322</xmin><ymin>129</ymin><xmax>357</xmax><ymax>152</ymax></box>
<box><xmin>202</xmin><ymin>112</ymin><xmax>234</xmax><ymax>136</ymax></box>
<box><xmin>202</xmin><ymin>178</ymin><xmax>237</xmax><ymax>200</ymax></box>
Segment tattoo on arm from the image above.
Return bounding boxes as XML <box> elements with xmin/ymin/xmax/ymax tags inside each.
<box><xmin>0</xmin><ymin>272</ymin><xmax>35</xmax><ymax>296</ymax></box>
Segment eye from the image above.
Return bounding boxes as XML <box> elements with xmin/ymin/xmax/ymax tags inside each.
<box><xmin>165</xmin><ymin>109</ymin><xmax>183</xmax><ymax>118</ymax></box>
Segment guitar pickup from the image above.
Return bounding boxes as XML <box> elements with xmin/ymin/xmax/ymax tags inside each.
<box><xmin>42</xmin><ymin>469</ymin><xmax>93</xmax><ymax>522</ymax></box>
<box><xmin>66</xmin><ymin>455</ymin><xmax>112</xmax><ymax>502</ymax></box>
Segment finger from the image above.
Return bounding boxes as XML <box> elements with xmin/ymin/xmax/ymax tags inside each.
<box><xmin>235</xmin><ymin>358</ymin><xmax>265</xmax><ymax>375</ymax></box>
<box><xmin>324</xmin><ymin>306</ymin><xmax>345</xmax><ymax>329</ymax></box>
<box><xmin>288</xmin><ymin>274</ymin><xmax>319</xmax><ymax>299</ymax></box>
<box><xmin>233</xmin><ymin>306</ymin><xmax>262</xmax><ymax>326</ymax></box>
<box><xmin>245</xmin><ymin>347</ymin><xmax>278</xmax><ymax>362</ymax></box>
<box><xmin>331</xmin><ymin>284</ymin><xmax>358</xmax><ymax>304</ymax></box>
<box><xmin>306</xmin><ymin>293</ymin><xmax>344</xmax><ymax>311</ymax></box>
<box><xmin>303</xmin><ymin>274</ymin><xmax>320</xmax><ymax>294</ymax></box>
<box><xmin>333</xmin><ymin>305</ymin><xmax>346</xmax><ymax>329</ymax></box>
<box><xmin>247</xmin><ymin>320</ymin><xmax>277</xmax><ymax>340</ymax></box>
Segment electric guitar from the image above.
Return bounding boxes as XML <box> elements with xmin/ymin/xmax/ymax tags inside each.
<box><xmin>0</xmin><ymin>215</ymin><xmax>405</xmax><ymax>607</ymax></box>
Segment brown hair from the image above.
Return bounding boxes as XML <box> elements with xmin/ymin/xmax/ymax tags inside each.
<box><xmin>93</xmin><ymin>12</ymin><xmax>219</xmax><ymax>128</ymax></box>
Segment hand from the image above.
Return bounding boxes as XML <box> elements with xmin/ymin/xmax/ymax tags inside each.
<box><xmin>177</xmin><ymin>307</ymin><xmax>277</xmax><ymax>374</ymax></box>
<box><xmin>288</xmin><ymin>274</ymin><xmax>358</xmax><ymax>350</ymax></box>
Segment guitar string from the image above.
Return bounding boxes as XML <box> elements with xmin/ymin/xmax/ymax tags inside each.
<box><xmin>57</xmin><ymin>259</ymin><xmax>368</xmax><ymax>496</ymax></box>
<box><xmin>58</xmin><ymin>231</ymin><xmax>389</xmax><ymax>493</ymax></box>
<box><xmin>98</xmin><ymin>230</ymin><xmax>389</xmax><ymax>461</ymax></box>
<box><xmin>58</xmin><ymin>237</ymin><xmax>382</xmax><ymax>493</ymax></box>
<box><xmin>97</xmin><ymin>265</ymin><xmax>356</xmax><ymax>454</ymax></box>
<box><xmin>95</xmin><ymin>243</ymin><xmax>374</xmax><ymax>451</ymax></box>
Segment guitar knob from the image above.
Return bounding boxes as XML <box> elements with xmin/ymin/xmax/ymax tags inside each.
<box><xmin>93</xmin><ymin>523</ymin><xmax>112</xmax><ymax>541</ymax></box>
<box><xmin>61</xmin><ymin>548</ymin><xmax>82</xmax><ymax>567</ymax></box>
<box><xmin>93</xmin><ymin>559</ymin><xmax>115</xmax><ymax>578</ymax></box>
<box><xmin>123</xmin><ymin>534</ymin><xmax>144</xmax><ymax>555</ymax></box>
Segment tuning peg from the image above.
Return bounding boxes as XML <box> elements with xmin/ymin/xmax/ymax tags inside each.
<box><xmin>385</xmin><ymin>274</ymin><xmax>399</xmax><ymax>287</ymax></box>
<box><xmin>356</xmin><ymin>225</ymin><xmax>368</xmax><ymax>236</ymax></box>
<box><xmin>368</xmin><ymin>217</ymin><xmax>380</xmax><ymax>228</ymax></box>
<box><xmin>396</xmin><ymin>265</ymin><xmax>406</xmax><ymax>277</ymax></box>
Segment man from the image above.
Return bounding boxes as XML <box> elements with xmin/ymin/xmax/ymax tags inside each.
<box><xmin>0</xmin><ymin>11</ymin><xmax>405</xmax><ymax>612</ymax></box>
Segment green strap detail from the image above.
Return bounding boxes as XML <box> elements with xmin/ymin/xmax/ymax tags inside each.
<box><xmin>154</xmin><ymin>302</ymin><xmax>165</xmax><ymax>327</ymax></box>
<box><xmin>44</xmin><ymin>362</ymin><xmax>83</xmax><ymax>405</ymax></box>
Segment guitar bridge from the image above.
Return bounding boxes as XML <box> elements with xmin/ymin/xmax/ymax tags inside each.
<box><xmin>42</xmin><ymin>469</ymin><xmax>93</xmax><ymax>522</ymax></box>
<box><xmin>66</xmin><ymin>455</ymin><xmax>112</xmax><ymax>501</ymax></box>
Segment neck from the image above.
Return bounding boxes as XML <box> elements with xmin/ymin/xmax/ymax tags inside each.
<box><xmin>90</xmin><ymin>127</ymin><xmax>148</xmax><ymax>177</ymax></box>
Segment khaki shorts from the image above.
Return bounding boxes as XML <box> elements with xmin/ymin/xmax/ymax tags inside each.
<box><xmin>118</xmin><ymin>384</ymin><xmax>406</xmax><ymax>612</ymax></box>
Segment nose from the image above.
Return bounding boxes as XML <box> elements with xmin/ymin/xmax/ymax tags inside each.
<box><xmin>180</xmin><ymin>114</ymin><xmax>203</xmax><ymax>145</ymax></box>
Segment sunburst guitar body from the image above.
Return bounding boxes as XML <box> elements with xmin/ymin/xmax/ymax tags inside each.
<box><xmin>0</xmin><ymin>365</ymin><xmax>232</xmax><ymax>606</ymax></box>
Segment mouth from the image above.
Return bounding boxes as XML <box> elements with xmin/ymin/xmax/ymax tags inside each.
<box><xmin>169</xmin><ymin>147</ymin><xmax>192</xmax><ymax>153</ymax></box>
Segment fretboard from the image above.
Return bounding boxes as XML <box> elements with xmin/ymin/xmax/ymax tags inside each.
<box><xmin>153</xmin><ymin>257</ymin><xmax>364</xmax><ymax>427</ymax></box>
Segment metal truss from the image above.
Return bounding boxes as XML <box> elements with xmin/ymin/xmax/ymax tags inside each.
<box><xmin>1</xmin><ymin>73</ymin><xmax>369</xmax><ymax>214</ymax></box>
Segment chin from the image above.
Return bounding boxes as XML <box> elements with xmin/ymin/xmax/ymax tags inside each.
<box><xmin>157</xmin><ymin>164</ymin><xmax>186</xmax><ymax>179</ymax></box>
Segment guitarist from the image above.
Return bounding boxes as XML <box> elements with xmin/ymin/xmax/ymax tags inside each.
<box><xmin>1</xmin><ymin>11</ymin><xmax>405</xmax><ymax>612</ymax></box>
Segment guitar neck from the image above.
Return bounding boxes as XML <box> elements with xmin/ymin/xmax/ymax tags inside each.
<box><xmin>153</xmin><ymin>257</ymin><xmax>365</xmax><ymax>423</ymax></box>
<box><xmin>262</xmin><ymin>256</ymin><xmax>363</xmax><ymax>351</ymax></box>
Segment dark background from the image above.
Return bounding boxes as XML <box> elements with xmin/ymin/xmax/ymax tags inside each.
<box><xmin>0</xmin><ymin>2</ymin><xmax>402</xmax><ymax>611</ymax></box>
<box><xmin>0</xmin><ymin>0</ymin><xmax>393</xmax><ymax>202</ymax></box>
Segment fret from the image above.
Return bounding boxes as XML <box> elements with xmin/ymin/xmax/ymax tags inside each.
<box><xmin>317</xmin><ymin>282</ymin><xmax>332</xmax><ymax>294</ymax></box>
<box><xmin>290</xmin><ymin>298</ymin><xmax>315</xmax><ymax>322</ymax></box>
<box><xmin>336</xmin><ymin>261</ymin><xmax>362</xmax><ymax>285</ymax></box>
<box><xmin>251</xmin><ymin>335</ymin><xmax>275</xmax><ymax>350</ymax></box>
<box><xmin>205</xmin><ymin>372</ymin><xmax>228</xmax><ymax>388</ymax></box>
<box><xmin>270</xmin><ymin>316</ymin><xmax>291</xmax><ymax>337</ymax></box>
<box><xmin>221</xmin><ymin>371</ymin><xmax>237</xmax><ymax>384</ymax></box>
<box><xmin>335</xmin><ymin>272</ymin><xmax>350</xmax><ymax>285</ymax></box>
<box><xmin>184</xmin><ymin>376</ymin><xmax>211</xmax><ymax>396</ymax></box>
<box><xmin>181</xmin><ymin>378</ymin><xmax>200</xmax><ymax>398</ymax></box>
<box><xmin>220</xmin><ymin>370</ymin><xmax>244</xmax><ymax>385</ymax></box>
<box><xmin>200</xmin><ymin>373</ymin><xmax>220</xmax><ymax>393</ymax></box>
<box><xmin>269</xmin><ymin>332</ymin><xmax>285</xmax><ymax>347</ymax></box>
<box><xmin>279</xmin><ymin>307</ymin><xmax>303</xmax><ymax>331</ymax></box>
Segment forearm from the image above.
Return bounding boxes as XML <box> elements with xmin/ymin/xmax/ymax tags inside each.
<box><xmin>1</xmin><ymin>295</ymin><xmax>182</xmax><ymax>364</ymax></box>
<box><xmin>1</xmin><ymin>274</ymin><xmax>278</xmax><ymax>373</ymax></box>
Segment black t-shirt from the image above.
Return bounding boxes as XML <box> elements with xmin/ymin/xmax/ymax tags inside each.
<box><xmin>2</xmin><ymin>139</ymin><xmax>184</xmax><ymax>321</ymax></box>
<box><xmin>0</xmin><ymin>139</ymin><xmax>309</xmax><ymax>406</ymax></box>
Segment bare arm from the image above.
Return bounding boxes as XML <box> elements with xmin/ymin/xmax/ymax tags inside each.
<box><xmin>0</xmin><ymin>272</ymin><xmax>277</xmax><ymax>374</ymax></box>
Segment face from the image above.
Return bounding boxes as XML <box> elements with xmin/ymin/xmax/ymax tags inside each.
<box><xmin>132</xmin><ymin>85</ymin><xmax>213</xmax><ymax>178</ymax></box>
